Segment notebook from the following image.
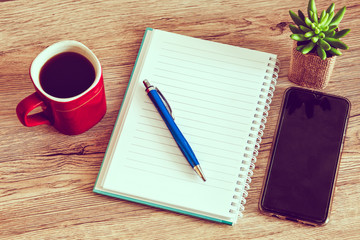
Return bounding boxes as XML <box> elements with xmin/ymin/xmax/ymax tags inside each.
<box><xmin>94</xmin><ymin>28</ymin><xmax>279</xmax><ymax>225</ymax></box>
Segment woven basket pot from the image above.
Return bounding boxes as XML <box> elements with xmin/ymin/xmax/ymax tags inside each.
<box><xmin>288</xmin><ymin>41</ymin><xmax>336</xmax><ymax>89</ymax></box>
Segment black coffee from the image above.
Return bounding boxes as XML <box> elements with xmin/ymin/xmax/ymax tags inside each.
<box><xmin>40</xmin><ymin>52</ymin><xmax>95</xmax><ymax>98</ymax></box>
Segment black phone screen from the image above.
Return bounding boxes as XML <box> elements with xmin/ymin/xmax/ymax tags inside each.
<box><xmin>261</xmin><ymin>87</ymin><xmax>350</xmax><ymax>224</ymax></box>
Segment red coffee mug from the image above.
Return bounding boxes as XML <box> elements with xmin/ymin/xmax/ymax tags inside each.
<box><xmin>16</xmin><ymin>40</ymin><xmax>106</xmax><ymax>135</ymax></box>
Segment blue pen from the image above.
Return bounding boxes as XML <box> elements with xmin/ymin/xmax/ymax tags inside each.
<box><xmin>143</xmin><ymin>79</ymin><xmax>206</xmax><ymax>182</ymax></box>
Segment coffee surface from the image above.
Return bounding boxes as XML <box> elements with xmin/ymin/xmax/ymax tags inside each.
<box><xmin>40</xmin><ymin>52</ymin><xmax>95</xmax><ymax>98</ymax></box>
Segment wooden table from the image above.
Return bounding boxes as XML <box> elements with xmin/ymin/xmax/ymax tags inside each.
<box><xmin>1</xmin><ymin>0</ymin><xmax>359</xmax><ymax>239</ymax></box>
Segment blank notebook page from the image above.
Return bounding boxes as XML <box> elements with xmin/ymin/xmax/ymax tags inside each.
<box><xmin>102</xmin><ymin>29</ymin><xmax>276</xmax><ymax>220</ymax></box>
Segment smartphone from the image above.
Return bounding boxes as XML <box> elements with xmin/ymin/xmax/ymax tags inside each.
<box><xmin>259</xmin><ymin>87</ymin><xmax>350</xmax><ymax>226</ymax></box>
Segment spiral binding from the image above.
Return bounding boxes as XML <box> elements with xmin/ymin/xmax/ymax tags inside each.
<box><xmin>229</xmin><ymin>57</ymin><xmax>279</xmax><ymax>219</ymax></box>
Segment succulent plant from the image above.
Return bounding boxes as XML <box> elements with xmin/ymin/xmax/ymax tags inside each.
<box><xmin>289</xmin><ymin>0</ymin><xmax>350</xmax><ymax>60</ymax></box>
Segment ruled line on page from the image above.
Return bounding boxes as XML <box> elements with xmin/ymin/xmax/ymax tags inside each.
<box><xmin>134</xmin><ymin>115</ymin><xmax>244</xmax><ymax>166</ymax></box>
<box><xmin>168</xmin><ymin>100</ymin><xmax>253</xmax><ymax>119</ymax></box>
<box><xmin>141</xmin><ymin>101</ymin><xmax>250</xmax><ymax>126</ymax></box>
<box><xmin>136</xmin><ymin>126</ymin><xmax>245</xmax><ymax>149</ymax></box>
<box><xmin>130</xmin><ymin>138</ymin><xmax>243</xmax><ymax>171</ymax></box>
<box><xmin>140</xmin><ymin>102</ymin><xmax>251</xmax><ymax>145</ymax></box>
<box><xmin>127</xmin><ymin>150</ymin><xmax>238</xmax><ymax>180</ymax></box>
<box><xmin>163</xmin><ymin>90</ymin><xmax>256</xmax><ymax>110</ymax></box>
<box><xmin>126</xmin><ymin>148</ymin><xmax>238</xmax><ymax>187</ymax></box>
<box><xmin>124</xmin><ymin>164</ymin><xmax>236</xmax><ymax>191</ymax></box>
<box><xmin>133</xmin><ymin>133</ymin><xmax>245</xmax><ymax>157</ymax></box>
<box><xmin>123</xmin><ymin>164</ymin><xmax>234</xmax><ymax>192</ymax></box>
<box><xmin>152</xmin><ymin>77</ymin><xmax>261</xmax><ymax>111</ymax></box>
<box><xmin>167</xmin><ymin>107</ymin><xmax>249</xmax><ymax>127</ymax></box>
<box><xmin>143</xmin><ymin>95</ymin><xmax>255</xmax><ymax>117</ymax></box>
<box><xmin>128</xmin><ymin>141</ymin><xmax>240</xmax><ymax>177</ymax></box>
<box><xmin>158</xmin><ymin>53</ymin><xmax>265</xmax><ymax>76</ymax></box>
<box><xmin>142</xmin><ymin>101</ymin><xmax>251</xmax><ymax>126</ymax></box>
<box><xmin>130</xmin><ymin>139</ymin><xmax>240</xmax><ymax>170</ymax></box>
<box><xmin>154</xmin><ymin>64</ymin><xmax>262</xmax><ymax>85</ymax></box>
<box><xmin>138</xmin><ymin>117</ymin><xmax>247</xmax><ymax>143</ymax></box>
<box><xmin>158</xmin><ymin>46</ymin><xmax>266</xmax><ymax>75</ymax></box>
<box><xmin>161</xmin><ymin>41</ymin><xmax>266</xmax><ymax>65</ymax></box>
<box><xmin>156</xmin><ymin>60</ymin><xmax>264</xmax><ymax>81</ymax></box>
<box><xmin>142</xmin><ymin>91</ymin><xmax>256</xmax><ymax>114</ymax></box>
<box><xmin>153</xmin><ymin>71</ymin><xmax>260</xmax><ymax>92</ymax></box>
<box><xmin>138</xmin><ymin>122</ymin><xmax>248</xmax><ymax>151</ymax></box>
<box><xmin>159</xmin><ymin>50</ymin><xmax>265</xmax><ymax>72</ymax></box>
<box><xmin>133</xmin><ymin>126</ymin><xmax>245</xmax><ymax>156</ymax></box>
<box><xmin>156</xmin><ymin>82</ymin><xmax>257</xmax><ymax>105</ymax></box>
<box><xmin>141</xmin><ymin>107</ymin><xmax>250</xmax><ymax>134</ymax></box>
<box><xmin>153</xmin><ymin>73</ymin><xmax>260</xmax><ymax>95</ymax></box>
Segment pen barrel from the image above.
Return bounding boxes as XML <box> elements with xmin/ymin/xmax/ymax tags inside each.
<box><xmin>147</xmin><ymin>90</ymin><xmax>199</xmax><ymax>168</ymax></box>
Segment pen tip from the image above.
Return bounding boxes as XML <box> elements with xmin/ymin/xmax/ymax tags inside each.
<box><xmin>194</xmin><ymin>165</ymin><xmax>206</xmax><ymax>182</ymax></box>
<box><xmin>202</xmin><ymin>176</ymin><xmax>207</xmax><ymax>182</ymax></box>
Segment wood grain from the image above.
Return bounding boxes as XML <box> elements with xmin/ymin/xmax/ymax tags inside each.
<box><xmin>1</xmin><ymin>0</ymin><xmax>359</xmax><ymax>239</ymax></box>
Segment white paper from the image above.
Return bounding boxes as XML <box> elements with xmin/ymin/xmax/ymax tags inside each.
<box><xmin>102</xmin><ymin>29</ymin><xmax>277</xmax><ymax>221</ymax></box>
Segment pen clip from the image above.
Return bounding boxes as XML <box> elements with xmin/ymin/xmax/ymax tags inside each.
<box><xmin>156</xmin><ymin>87</ymin><xmax>174</xmax><ymax>120</ymax></box>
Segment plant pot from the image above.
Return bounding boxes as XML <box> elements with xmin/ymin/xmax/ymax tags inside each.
<box><xmin>288</xmin><ymin>41</ymin><xmax>336</xmax><ymax>89</ymax></box>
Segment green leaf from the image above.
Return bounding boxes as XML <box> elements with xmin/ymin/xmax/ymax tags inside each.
<box><xmin>301</xmin><ymin>41</ymin><xmax>316</xmax><ymax>54</ymax></box>
<box><xmin>326</xmin><ymin>3</ymin><xmax>335</xmax><ymax>13</ymax></box>
<box><xmin>304</xmin><ymin>31</ymin><xmax>315</xmax><ymax>38</ymax></box>
<box><xmin>298</xmin><ymin>10</ymin><xmax>306</xmax><ymax>21</ymax></box>
<box><xmin>309</xmin><ymin>10</ymin><xmax>313</xmax><ymax>21</ymax></box>
<box><xmin>289</xmin><ymin>24</ymin><xmax>303</xmax><ymax>34</ymax></box>
<box><xmin>289</xmin><ymin>10</ymin><xmax>306</xmax><ymax>26</ymax></box>
<box><xmin>317</xmin><ymin>45</ymin><xmax>327</xmax><ymax>60</ymax></box>
<box><xmin>312</xmin><ymin>36</ymin><xmax>319</xmax><ymax>43</ymax></box>
<box><xmin>334</xmin><ymin>29</ymin><xmax>351</xmax><ymax>38</ymax></box>
<box><xmin>304</xmin><ymin>17</ymin><xmax>313</xmax><ymax>28</ymax></box>
<box><xmin>311</xmin><ymin>23</ymin><xmax>316</xmax><ymax>30</ymax></box>
<box><xmin>325</xmin><ymin>30</ymin><xmax>336</xmax><ymax>37</ymax></box>
<box><xmin>330</xmin><ymin>6</ymin><xmax>346</xmax><ymax>26</ymax></box>
<box><xmin>324</xmin><ymin>37</ymin><xmax>349</xmax><ymax>49</ymax></box>
<box><xmin>296</xmin><ymin>44</ymin><xmax>306</xmax><ymax>51</ymax></box>
<box><xmin>324</xmin><ymin>11</ymin><xmax>335</xmax><ymax>26</ymax></box>
<box><xmin>328</xmin><ymin>47</ymin><xmax>342</xmax><ymax>56</ymax></box>
<box><xmin>291</xmin><ymin>33</ymin><xmax>308</xmax><ymax>41</ymax></box>
<box><xmin>319</xmin><ymin>10</ymin><xmax>326</xmax><ymax>22</ymax></box>
<box><xmin>319</xmin><ymin>39</ymin><xmax>331</xmax><ymax>51</ymax></box>
<box><xmin>300</xmin><ymin>25</ymin><xmax>312</xmax><ymax>32</ymax></box>
<box><xmin>310</xmin><ymin>10</ymin><xmax>318</xmax><ymax>24</ymax></box>
<box><xmin>308</xmin><ymin>0</ymin><xmax>317</xmax><ymax>19</ymax></box>
<box><xmin>319</xmin><ymin>13</ymin><xmax>329</xmax><ymax>26</ymax></box>
<box><xmin>328</xmin><ymin>25</ymin><xmax>337</xmax><ymax>31</ymax></box>
<box><xmin>321</xmin><ymin>25</ymin><xmax>329</xmax><ymax>32</ymax></box>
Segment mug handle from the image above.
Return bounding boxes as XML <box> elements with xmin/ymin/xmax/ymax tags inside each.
<box><xmin>16</xmin><ymin>92</ymin><xmax>51</xmax><ymax>126</ymax></box>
